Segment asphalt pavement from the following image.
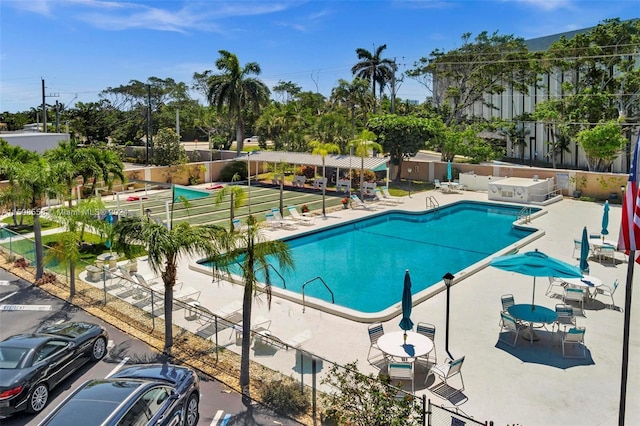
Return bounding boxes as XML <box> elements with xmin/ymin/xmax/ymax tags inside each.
<box><xmin>0</xmin><ymin>269</ymin><xmax>302</xmax><ymax>426</ymax></box>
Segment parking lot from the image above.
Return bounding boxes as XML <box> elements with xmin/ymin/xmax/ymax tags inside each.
<box><xmin>0</xmin><ymin>270</ymin><xmax>300</xmax><ymax>426</ymax></box>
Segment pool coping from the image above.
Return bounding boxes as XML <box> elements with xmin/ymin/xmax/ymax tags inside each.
<box><xmin>189</xmin><ymin>203</ymin><xmax>548</xmax><ymax>323</ymax></box>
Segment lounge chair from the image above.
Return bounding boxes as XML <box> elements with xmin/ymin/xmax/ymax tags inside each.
<box><xmin>287</xmin><ymin>206</ymin><xmax>315</xmax><ymax>225</ymax></box>
<box><xmin>562</xmin><ymin>327</ymin><xmax>587</xmax><ymax>358</ymax></box>
<box><xmin>373</xmin><ymin>189</ymin><xmax>397</xmax><ymax>206</ymax></box>
<box><xmin>271</xmin><ymin>207</ymin><xmax>297</xmax><ymax>229</ymax></box>
<box><xmin>381</xmin><ymin>186</ymin><xmax>403</xmax><ymax>204</ymax></box>
<box><xmin>232</xmin><ymin>218</ymin><xmax>248</xmax><ymax>232</ymax></box>
<box><xmin>388</xmin><ymin>361</ymin><xmax>415</xmax><ymax>395</ymax></box>
<box><xmin>433</xmin><ymin>179</ymin><xmax>442</xmax><ymax>190</ymax></box>
<box><xmin>265</xmin><ymin>212</ymin><xmax>283</xmax><ymax>230</ymax></box>
<box><xmin>426</xmin><ymin>356</ymin><xmax>465</xmax><ymax>392</ymax></box>
<box><xmin>350</xmin><ymin>194</ymin><xmax>377</xmax><ymax>210</ymax></box>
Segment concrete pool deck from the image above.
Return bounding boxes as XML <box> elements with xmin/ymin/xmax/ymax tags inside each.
<box><xmin>107</xmin><ymin>189</ymin><xmax>639</xmax><ymax>425</ymax></box>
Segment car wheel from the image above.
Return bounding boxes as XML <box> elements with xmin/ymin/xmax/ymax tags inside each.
<box><xmin>26</xmin><ymin>383</ymin><xmax>49</xmax><ymax>414</ymax></box>
<box><xmin>91</xmin><ymin>337</ymin><xmax>107</xmax><ymax>361</ymax></box>
<box><xmin>184</xmin><ymin>393</ymin><xmax>199</xmax><ymax>426</ymax></box>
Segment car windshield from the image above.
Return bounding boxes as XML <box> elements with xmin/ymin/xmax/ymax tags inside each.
<box><xmin>0</xmin><ymin>346</ymin><xmax>29</xmax><ymax>369</ymax></box>
<box><xmin>39</xmin><ymin>322</ymin><xmax>92</xmax><ymax>338</ymax></box>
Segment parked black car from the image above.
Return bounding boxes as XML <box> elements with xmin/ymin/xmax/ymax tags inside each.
<box><xmin>38</xmin><ymin>364</ymin><xmax>200</xmax><ymax>426</ymax></box>
<box><xmin>0</xmin><ymin>321</ymin><xmax>108</xmax><ymax>418</ymax></box>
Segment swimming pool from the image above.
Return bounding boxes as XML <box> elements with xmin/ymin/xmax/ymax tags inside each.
<box><xmin>196</xmin><ymin>201</ymin><xmax>542</xmax><ymax>319</ymax></box>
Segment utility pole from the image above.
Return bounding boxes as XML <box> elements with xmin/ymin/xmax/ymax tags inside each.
<box><xmin>391</xmin><ymin>58</ymin><xmax>397</xmax><ymax>114</ymax></box>
<box><xmin>55</xmin><ymin>100</ymin><xmax>60</xmax><ymax>132</ymax></box>
<box><xmin>41</xmin><ymin>78</ymin><xmax>59</xmax><ymax>133</ymax></box>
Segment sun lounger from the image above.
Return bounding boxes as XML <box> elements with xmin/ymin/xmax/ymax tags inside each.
<box><xmin>350</xmin><ymin>194</ymin><xmax>377</xmax><ymax>210</ymax></box>
<box><xmin>265</xmin><ymin>212</ymin><xmax>283</xmax><ymax>229</ymax></box>
<box><xmin>287</xmin><ymin>206</ymin><xmax>315</xmax><ymax>225</ymax></box>
<box><xmin>271</xmin><ymin>207</ymin><xmax>297</xmax><ymax>229</ymax></box>
<box><xmin>381</xmin><ymin>186</ymin><xmax>404</xmax><ymax>204</ymax></box>
<box><xmin>373</xmin><ymin>189</ymin><xmax>398</xmax><ymax>206</ymax></box>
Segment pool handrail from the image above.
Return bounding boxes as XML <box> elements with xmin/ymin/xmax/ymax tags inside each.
<box><xmin>426</xmin><ymin>196</ymin><xmax>440</xmax><ymax>210</ymax></box>
<box><xmin>302</xmin><ymin>276</ymin><xmax>335</xmax><ymax>313</ymax></box>
<box><xmin>257</xmin><ymin>263</ymin><xmax>287</xmax><ymax>289</ymax></box>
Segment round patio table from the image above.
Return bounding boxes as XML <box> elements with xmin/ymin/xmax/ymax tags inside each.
<box><xmin>563</xmin><ymin>275</ymin><xmax>603</xmax><ymax>298</ymax></box>
<box><xmin>508</xmin><ymin>304</ymin><xmax>558</xmax><ymax>343</ymax></box>
<box><xmin>376</xmin><ymin>330</ymin><xmax>433</xmax><ymax>360</ymax></box>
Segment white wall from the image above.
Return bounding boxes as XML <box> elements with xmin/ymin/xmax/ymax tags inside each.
<box><xmin>0</xmin><ymin>132</ymin><xmax>69</xmax><ymax>153</ymax></box>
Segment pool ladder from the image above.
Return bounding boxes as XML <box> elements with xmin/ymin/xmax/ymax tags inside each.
<box><xmin>426</xmin><ymin>196</ymin><xmax>440</xmax><ymax>210</ymax></box>
<box><xmin>301</xmin><ymin>277</ymin><xmax>335</xmax><ymax>313</ymax></box>
<box><xmin>517</xmin><ymin>206</ymin><xmax>533</xmax><ymax>223</ymax></box>
<box><xmin>257</xmin><ymin>264</ymin><xmax>287</xmax><ymax>289</ymax></box>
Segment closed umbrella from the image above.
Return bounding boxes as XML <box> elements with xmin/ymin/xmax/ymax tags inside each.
<box><xmin>490</xmin><ymin>249</ymin><xmax>583</xmax><ymax>307</ymax></box>
<box><xmin>601</xmin><ymin>201</ymin><xmax>610</xmax><ymax>236</ymax></box>
<box><xmin>579</xmin><ymin>226</ymin><xmax>590</xmax><ymax>273</ymax></box>
<box><xmin>447</xmin><ymin>161</ymin><xmax>452</xmax><ymax>182</ymax></box>
<box><xmin>399</xmin><ymin>269</ymin><xmax>414</xmax><ymax>343</ymax></box>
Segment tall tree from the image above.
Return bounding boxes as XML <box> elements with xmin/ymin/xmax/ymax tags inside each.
<box><xmin>112</xmin><ymin>218</ymin><xmax>225</xmax><ymax>354</ymax></box>
<box><xmin>213</xmin><ymin>215</ymin><xmax>293</xmax><ymax>405</ymax></box>
<box><xmin>84</xmin><ymin>147</ymin><xmax>126</xmax><ymax>195</ymax></box>
<box><xmin>205</xmin><ymin>50</ymin><xmax>270</xmax><ymax>154</ymax></box>
<box><xmin>347</xmin><ymin>130</ymin><xmax>383</xmax><ymax>199</ymax></box>
<box><xmin>351</xmin><ymin>44</ymin><xmax>395</xmax><ymax>113</ymax></box>
<box><xmin>575</xmin><ymin>121</ymin><xmax>628</xmax><ymax>172</ymax></box>
<box><xmin>407</xmin><ymin>31</ymin><xmax>538</xmax><ymax>125</ymax></box>
<box><xmin>331</xmin><ymin>78</ymin><xmax>373</xmax><ymax>137</ymax></box>
<box><xmin>309</xmin><ymin>141</ymin><xmax>341</xmax><ymax>216</ymax></box>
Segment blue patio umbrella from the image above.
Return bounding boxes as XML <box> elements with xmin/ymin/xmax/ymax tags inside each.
<box><xmin>105</xmin><ymin>211</ymin><xmax>114</xmax><ymax>249</ymax></box>
<box><xmin>601</xmin><ymin>201</ymin><xmax>610</xmax><ymax>236</ymax></box>
<box><xmin>490</xmin><ymin>249</ymin><xmax>583</xmax><ymax>307</ymax></box>
<box><xmin>399</xmin><ymin>269</ymin><xmax>414</xmax><ymax>342</ymax></box>
<box><xmin>579</xmin><ymin>226</ymin><xmax>590</xmax><ymax>274</ymax></box>
<box><xmin>447</xmin><ymin>161</ymin><xmax>452</xmax><ymax>182</ymax></box>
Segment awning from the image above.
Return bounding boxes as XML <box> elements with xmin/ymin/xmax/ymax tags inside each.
<box><xmin>241</xmin><ymin>151</ymin><xmax>388</xmax><ymax>172</ymax></box>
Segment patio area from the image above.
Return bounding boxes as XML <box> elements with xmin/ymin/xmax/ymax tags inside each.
<box><xmin>86</xmin><ymin>188</ymin><xmax>639</xmax><ymax>425</ymax></box>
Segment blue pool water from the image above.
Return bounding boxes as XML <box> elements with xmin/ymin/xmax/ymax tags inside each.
<box><xmin>212</xmin><ymin>202</ymin><xmax>537</xmax><ymax>313</ymax></box>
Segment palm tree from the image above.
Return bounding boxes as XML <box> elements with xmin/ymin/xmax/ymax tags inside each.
<box><xmin>351</xmin><ymin>44</ymin><xmax>395</xmax><ymax>112</ymax></box>
<box><xmin>45</xmin><ymin>228</ymin><xmax>81</xmax><ymax>298</ymax></box>
<box><xmin>206</xmin><ymin>50</ymin><xmax>270</xmax><ymax>154</ymax></box>
<box><xmin>45</xmin><ymin>140</ymin><xmax>96</xmax><ymax>206</ymax></box>
<box><xmin>213</xmin><ymin>215</ymin><xmax>293</xmax><ymax>405</ymax></box>
<box><xmin>12</xmin><ymin>158</ymin><xmax>61</xmax><ymax>279</ymax></box>
<box><xmin>347</xmin><ymin>130</ymin><xmax>383</xmax><ymax>200</ymax></box>
<box><xmin>85</xmin><ymin>147</ymin><xmax>126</xmax><ymax>195</ymax></box>
<box><xmin>309</xmin><ymin>141</ymin><xmax>341</xmax><ymax>216</ymax></box>
<box><xmin>112</xmin><ymin>218</ymin><xmax>226</xmax><ymax>354</ymax></box>
<box><xmin>331</xmin><ymin>78</ymin><xmax>373</xmax><ymax>137</ymax></box>
<box><xmin>214</xmin><ymin>179</ymin><xmax>247</xmax><ymax>229</ymax></box>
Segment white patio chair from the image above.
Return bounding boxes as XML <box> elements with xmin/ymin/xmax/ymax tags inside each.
<box><xmin>593</xmin><ymin>279</ymin><xmax>619</xmax><ymax>308</ymax></box>
<box><xmin>545</xmin><ymin>276</ymin><xmax>565</xmax><ymax>298</ymax></box>
<box><xmin>426</xmin><ymin>356</ymin><xmax>465</xmax><ymax>392</ymax></box>
<box><xmin>367</xmin><ymin>323</ymin><xmax>386</xmax><ymax>365</ymax></box>
<box><xmin>415</xmin><ymin>322</ymin><xmax>437</xmax><ymax>366</ymax></box>
<box><xmin>598</xmin><ymin>245</ymin><xmax>616</xmax><ymax>265</ymax></box>
<box><xmin>388</xmin><ymin>361</ymin><xmax>415</xmax><ymax>395</ymax></box>
<box><xmin>381</xmin><ymin>186</ymin><xmax>403</xmax><ymax>204</ymax></box>
<box><xmin>350</xmin><ymin>194</ymin><xmax>377</xmax><ymax>210</ymax></box>
<box><xmin>232</xmin><ymin>218</ymin><xmax>248</xmax><ymax>232</ymax></box>
<box><xmin>372</xmin><ymin>189</ymin><xmax>396</xmax><ymax>206</ymax></box>
<box><xmin>562</xmin><ymin>327</ymin><xmax>587</xmax><ymax>358</ymax></box>
<box><xmin>265</xmin><ymin>212</ymin><xmax>283</xmax><ymax>230</ymax></box>
<box><xmin>571</xmin><ymin>239</ymin><xmax>582</xmax><ymax>259</ymax></box>
<box><xmin>433</xmin><ymin>179</ymin><xmax>442</xmax><ymax>190</ymax></box>
<box><xmin>498</xmin><ymin>312</ymin><xmax>522</xmax><ymax>347</ymax></box>
<box><xmin>271</xmin><ymin>207</ymin><xmax>297</xmax><ymax>229</ymax></box>
<box><xmin>563</xmin><ymin>286</ymin><xmax>585</xmax><ymax>314</ymax></box>
<box><xmin>553</xmin><ymin>304</ymin><xmax>576</xmax><ymax>334</ymax></box>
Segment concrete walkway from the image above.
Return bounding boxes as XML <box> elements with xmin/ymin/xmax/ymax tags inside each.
<box><xmin>82</xmin><ymin>189</ymin><xmax>639</xmax><ymax>425</ymax></box>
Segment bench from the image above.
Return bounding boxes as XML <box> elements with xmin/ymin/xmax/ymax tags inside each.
<box><xmin>85</xmin><ymin>265</ymin><xmax>104</xmax><ymax>282</ymax></box>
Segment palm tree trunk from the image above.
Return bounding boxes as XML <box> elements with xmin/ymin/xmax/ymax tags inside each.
<box><xmin>163</xmin><ymin>279</ymin><xmax>174</xmax><ymax>354</ymax></box>
<box><xmin>240</xmin><ymin>258</ymin><xmax>254</xmax><ymax>406</ymax></box>
<box><xmin>359</xmin><ymin>157</ymin><xmax>365</xmax><ymax>200</ymax></box>
<box><xmin>33</xmin><ymin>210</ymin><xmax>44</xmax><ymax>280</ymax></box>
<box><xmin>69</xmin><ymin>261</ymin><xmax>76</xmax><ymax>298</ymax></box>
<box><xmin>322</xmin><ymin>161</ymin><xmax>326</xmax><ymax>216</ymax></box>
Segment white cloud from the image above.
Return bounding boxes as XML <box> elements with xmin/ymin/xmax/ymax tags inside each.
<box><xmin>509</xmin><ymin>0</ymin><xmax>574</xmax><ymax>12</ymax></box>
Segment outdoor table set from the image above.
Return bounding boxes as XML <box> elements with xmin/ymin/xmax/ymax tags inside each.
<box><xmin>377</xmin><ymin>330</ymin><xmax>434</xmax><ymax>361</ymax></box>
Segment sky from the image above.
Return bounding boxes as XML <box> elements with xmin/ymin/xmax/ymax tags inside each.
<box><xmin>1</xmin><ymin>0</ymin><xmax>638</xmax><ymax>113</ymax></box>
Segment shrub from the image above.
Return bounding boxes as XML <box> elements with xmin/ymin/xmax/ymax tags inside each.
<box><xmin>261</xmin><ymin>377</ymin><xmax>310</xmax><ymax>416</ymax></box>
<box><xmin>219</xmin><ymin>161</ymin><xmax>248</xmax><ymax>182</ymax></box>
<box><xmin>35</xmin><ymin>272</ymin><xmax>57</xmax><ymax>286</ymax></box>
<box><xmin>297</xmin><ymin>165</ymin><xmax>315</xmax><ymax>179</ymax></box>
<box><xmin>13</xmin><ymin>258</ymin><xmax>29</xmax><ymax>269</ymax></box>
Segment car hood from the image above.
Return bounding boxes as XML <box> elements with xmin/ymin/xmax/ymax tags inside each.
<box><xmin>109</xmin><ymin>364</ymin><xmax>191</xmax><ymax>386</ymax></box>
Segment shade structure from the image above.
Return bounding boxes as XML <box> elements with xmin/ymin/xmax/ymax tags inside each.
<box><xmin>601</xmin><ymin>201</ymin><xmax>610</xmax><ymax>235</ymax></box>
<box><xmin>579</xmin><ymin>227</ymin><xmax>590</xmax><ymax>273</ymax></box>
<box><xmin>447</xmin><ymin>161</ymin><xmax>452</xmax><ymax>182</ymax></box>
<box><xmin>490</xmin><ymin>249</ymin><xmax>583</xmax><ymax>306</ymax></box>
<box><xmin>399</xmin><ymin>270</ymin><xmax>414</xmax><ymax>335</ymax></box>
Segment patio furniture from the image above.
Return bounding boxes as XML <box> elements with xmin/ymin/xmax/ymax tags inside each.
<box><xmin>553</xmin><ymin>304</ymin><xmax>576</xmax><ymax>334</ymax></box>
<box><xmin>592</xmin><ymin>279</ymin><xmax>619</xmax><ymax>308</ymax></box>
<box><xmin>426</xmin><ymin>356</ymin><xmax>465</xmax><ymax>392</ymax></box>
<box><xmin>498</xmin><ymin>312</ymin><xmax>522</xmax><ymax>347</ymax></box>
<box><xmin>561</xmin><ymin>275</ymin><xmax>603</xmax><ymax>299</ymax></box>
<box><xmin>271</xmin><ymin>207</ymin><xmax>297</xmax><ymax>229</ymax></box>
<box><xmin>433</xmin><ymin>179</ymin><xmax>442</xmax><ymax>190</ymax></box>
<box><xmin>507</xmin><ymin>304</ymin><xmax>558</xmax><ymax>343</ymax></box>
<box><xmin>562</xmin><ymin>327</ymin><xmax>587</xmax><ymax>358</ymax></box>
<box><xmin>350</xmin><ymin>194</ymin><xmax>377</xmax><ymax>210</ymax></box>
<box><xmin>232</xmin><ymin>218</ymin><xmax>248</xmax><ymax>232</ymax></box>
<box><xmin>367</xmin><ymin>323</ymin><xmax>386</xmax><ymax>365</ymax></box>
<box><xmin>571</xmin><ymin>239</ymin><xmax>582</xmax><ymax>259</ymax></box>
<box><xmin>563</xmin><ymin>287</ymin><xmax>585</xmax><ymax>314</ymax></box>
<box><xmin>287</xmin><ymin>206</ymin><xmax>315</xmax><ymax>225</ymax></box>
<box><xmin>598</xmin><ymin>245</ymin><xmax>616</xmax><ymax>265</ymax></box>
<box><xmin>373</xmin><ymin>189</ymin><xmax>396</xmax><ymax>206</ymax></box>
<box><xmin>499</xmin><ymin>294</ymin><xmax>516</xmax><ymax>326</ymax></box>
<box><xmin>377</xmin><ymin>331</ymin><xmax>434</xmax><ymax>361</ymax></box>
<box><xmin>415</xmin><ymin>322</ymin><xmax>437</xmax><ymax>366</ymax></box>
<box><xmin>265</xmin><ymin>212</ymin><xmax>283</xmax><ymax>229</ymax></box>
<box><xmin>381</xmin><ymin>186</ymin><xmax>403</xmax><ymax>204</ymax></box>
<box><xmin>545</xmin><ymin>276</ymin><xmax>565</xmax><ymax>298</ymax></box>
<box><xmin>388</xmin><ymin>361</ymin><xmax>415</xmax><ymax>395</ymax></box>
<box><xmin>85</xmin><ymin>265</ymin><xmax>103</xmax><ymax>282</ymax></box>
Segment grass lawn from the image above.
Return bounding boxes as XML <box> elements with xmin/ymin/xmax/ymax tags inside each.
<box><xmin>1</xmin><ymin>215</ymin><xmax>61</xmax><ymax>234</ymax></box>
